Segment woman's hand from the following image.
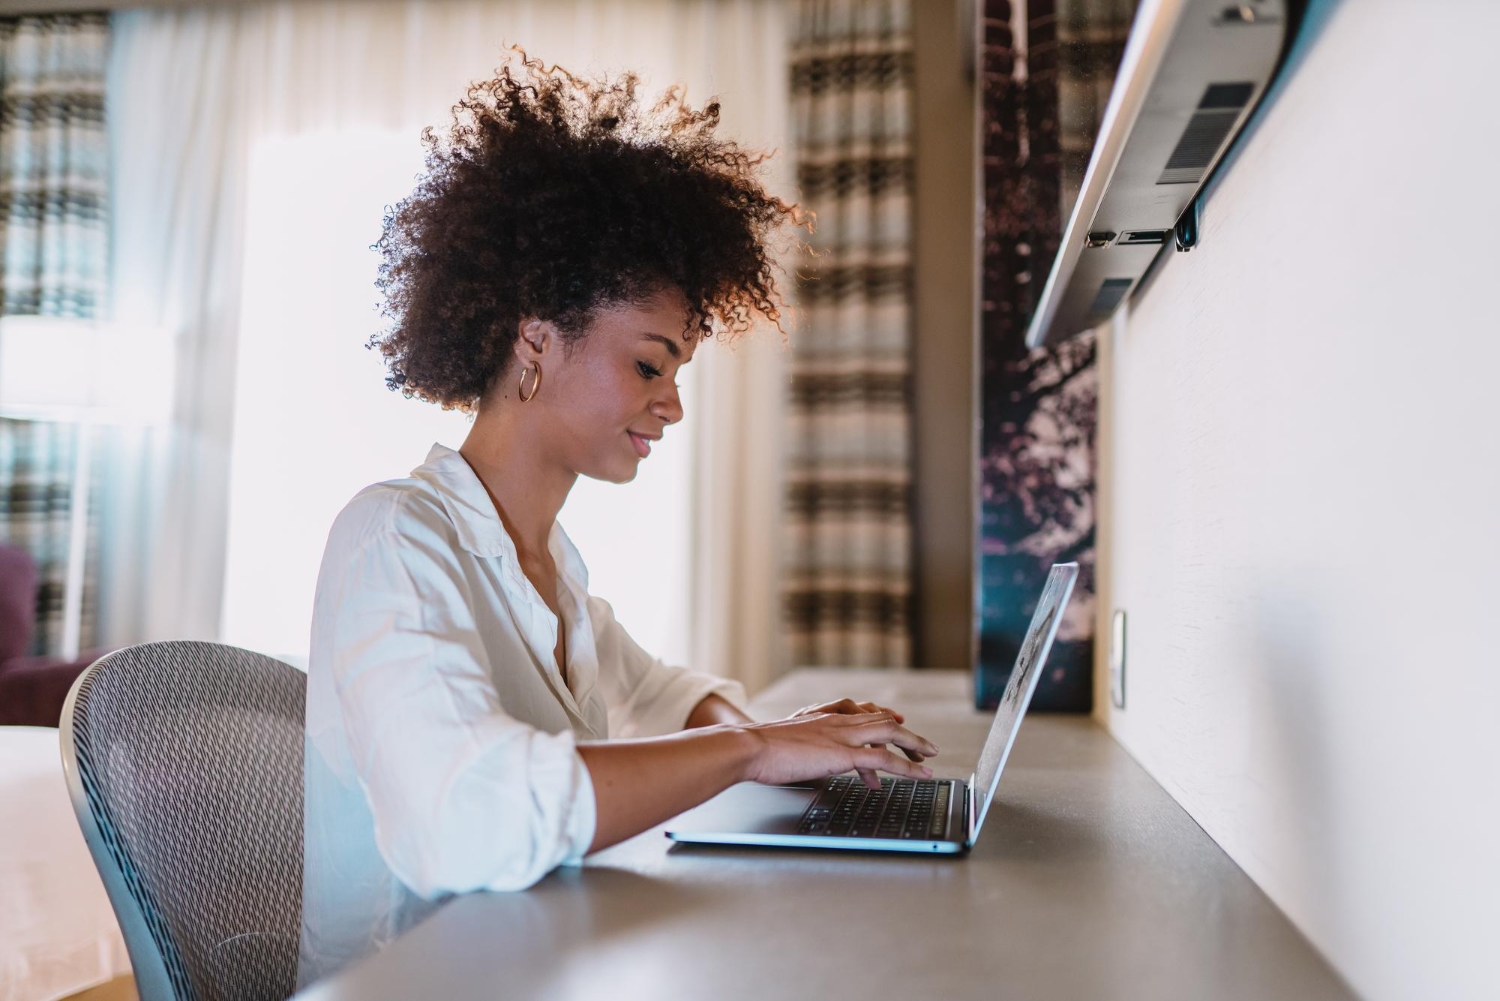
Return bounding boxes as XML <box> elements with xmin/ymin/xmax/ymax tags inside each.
<box><xmin>787</xmin><ymin>697</ymin><xmax>933</xmax><ymax>788</ymax></box>
<box><xmin>739</xmin><ymin>710</ymin><xmax>939</xmax><ymax>790</ymax></box>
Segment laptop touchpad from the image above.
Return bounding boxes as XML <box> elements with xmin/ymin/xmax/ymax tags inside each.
<box><xmin>666</xmin><ymin>782</ymin><xmax>815</xmax><ymax>836</ymax></box>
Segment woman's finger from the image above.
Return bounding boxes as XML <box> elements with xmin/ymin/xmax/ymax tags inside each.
<box><xmin>835</xmin><ymin>710</ymin><xmax>898</xmax><ymax>726</ymax></box>
<box><xmin>848</xmin><ymin>705</ymin><xmax>916</xmax><ymax>760</ymax></box>
<box><xmin>855</xmin><ymin>745</ymin><xmax>933</xmax><ymax>781</ymax></box>
<box><xmin>792</xmin><ymin>698</ymin><xmax>864</xmax><ymax>719</ymax></box>
<box><xmin>798</xmin><ymin>698</ymin><xmax>907</xmax><ymax>724</ymax></box>
<box><xmin>863</xmin><ymin>737</ymin><xmax>924</xmax><ymax>763</ymax></box>
<box><xmin>857</xmin><ymin>701</ymin><xmax>904</xmax><ymax>724</ymax></box>
<box><xmin>851</xmin><ymin>718</ymin><xmax>939</xmax><ymax>758</ymax></box>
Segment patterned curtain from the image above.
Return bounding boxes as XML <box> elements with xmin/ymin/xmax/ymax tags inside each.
<box><xmin>975</xmin><ymin>0</ymin><xmax>1131</xmax><ymax>710</ymax></box>
<box><xmin>785</xmin><ymin>0</ymin><xmax>916</xmax><ymax>669</ymax></box>
<box><xmin>0</xmin><ymin>14</ymin><xmax>108</xmax><ymax>657</ymax></box>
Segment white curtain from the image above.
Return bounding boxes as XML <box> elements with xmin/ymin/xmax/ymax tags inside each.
<box><xmin>100</xmin><ymin>0</ymin><xmax>793</xmax><ymax>694</ymax></box>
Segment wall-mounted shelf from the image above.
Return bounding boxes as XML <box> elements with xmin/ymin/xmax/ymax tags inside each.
<box><xmin>1024</xmin><ymin>0</ymin><xmax>1288</xmax><ymax>349</ymax></box>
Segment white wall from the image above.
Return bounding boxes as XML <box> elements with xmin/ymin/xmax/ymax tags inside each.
<box><xmin>1093</xmin><ymin>2</ymin><xmax>1500</xmax><ymax>998</ymax></box>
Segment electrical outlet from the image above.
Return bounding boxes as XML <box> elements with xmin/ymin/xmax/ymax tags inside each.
<box><xmin>1109</xmin><ymin>610</ymin><xmax>1127</xmax><ymax>709</ymax></box>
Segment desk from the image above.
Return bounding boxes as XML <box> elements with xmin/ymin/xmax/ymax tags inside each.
<box><xmin>294</xmin><ymin>669</ymin><xmax>1352</xmax><ymax>1000</ymax></box>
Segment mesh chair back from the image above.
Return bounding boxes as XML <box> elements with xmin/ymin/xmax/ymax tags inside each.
<box><xmin>60</xmin><ymin>641</ymin><xmax>306</xmax><ymax>1001</ymax></box>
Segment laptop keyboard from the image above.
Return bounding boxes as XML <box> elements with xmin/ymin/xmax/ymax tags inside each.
<box><xmin>795</xmin><ymin>775</ymin><xmax>952</xmax><ymax>840</ymax></box>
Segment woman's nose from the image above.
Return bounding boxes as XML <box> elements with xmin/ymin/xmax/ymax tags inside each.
<box><xmin>653</xmin><ymin>384</ymin><xmax>684</xmax><ymax>425</ymax></box>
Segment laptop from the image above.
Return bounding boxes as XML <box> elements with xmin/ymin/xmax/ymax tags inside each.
<box><xmin>665</xmin><ymin>561</ymin><xmax>1079</xmax><ymax>855</ymax></box>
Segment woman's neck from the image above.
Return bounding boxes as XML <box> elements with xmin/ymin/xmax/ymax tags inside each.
<box><xmin>458</xmin><ymin>404</ymin><xmax>576</xmax><ymax>560</ymax></box>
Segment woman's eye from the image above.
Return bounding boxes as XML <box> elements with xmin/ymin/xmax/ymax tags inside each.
<box><xmin>637</xmin><ymin>360</ymin><xmax>663</xmax><ymax>379</ymax></box>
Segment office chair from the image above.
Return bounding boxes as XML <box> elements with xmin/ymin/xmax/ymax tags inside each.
<box><xmin>60</xmin><ymin>641</ymin><xmax>306</xmax><ymax>1001</ymax></box>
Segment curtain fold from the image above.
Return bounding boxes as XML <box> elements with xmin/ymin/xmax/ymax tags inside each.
<box><xmin>0</xmin><ymin>13</ymin><xmax>107</xmax><ymax>657</ymax></box>
<box><xmin>101</xmin><ymin>0</ymin><xmax>791</xmax><ymax>693</ymax></box>
<box><xmin>783</xmin><ymin>0</ymin><xmax>916</xmax><ymax>669</ymax></box>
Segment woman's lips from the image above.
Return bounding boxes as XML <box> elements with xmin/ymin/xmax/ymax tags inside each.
<box><xmin>628</xmin><ymin>432</ymin><xmax>651</xmax><ymax>458</ymax></box>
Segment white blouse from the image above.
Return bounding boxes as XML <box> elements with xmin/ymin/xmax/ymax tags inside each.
<box><xmin>297</xmin><ymin>442</ymin><xmax>748</xmax><ymax>987</ymax></box>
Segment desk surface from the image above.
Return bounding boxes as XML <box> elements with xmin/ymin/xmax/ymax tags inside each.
<box><xmin>295</xmin><ymin>669</ymin><xmax>1351</xmax><ymax>1000</ymax></box>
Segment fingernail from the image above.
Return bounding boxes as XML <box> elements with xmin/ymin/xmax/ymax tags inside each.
<box><xmin>922</xmin><ymin>766</ymin><xmax>933</xmax><ymax>776</ymax></box>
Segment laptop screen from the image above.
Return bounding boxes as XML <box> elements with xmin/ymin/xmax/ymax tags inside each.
<box><xmin>969</xmin><ymin>562</ymin><xmax>1079</xmax><ymax>838</ymax></box>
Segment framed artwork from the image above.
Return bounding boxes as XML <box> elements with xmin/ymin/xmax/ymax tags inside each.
<box><xmin>974</xmin><ymin>0</ymin><xmax>1133</xmax><ymax>710</ymax></box>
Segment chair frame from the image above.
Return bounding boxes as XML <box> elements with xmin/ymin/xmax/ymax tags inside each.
<box><xmin>61</xmin><ymin>655</ymin><xmax>183</xmax><ymax>1001</ymax></box>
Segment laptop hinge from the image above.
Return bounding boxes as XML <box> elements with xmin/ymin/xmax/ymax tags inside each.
<box><xmin>964</xmin><ymin>782</ymin><xmax>976</xmax><ymax>847</ymax></box>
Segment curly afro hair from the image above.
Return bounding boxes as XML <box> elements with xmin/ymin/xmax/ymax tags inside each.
<box><xmin>369</xmin><ymin>45</ymin><xmax>811</xmax><ymax>413</ymax></box>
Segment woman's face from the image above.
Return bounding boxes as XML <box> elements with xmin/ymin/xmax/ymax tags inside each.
<box><xmin>522</xmin><ymin>285</ymin><xmax>699</xmax><ymax>484</ymax></box>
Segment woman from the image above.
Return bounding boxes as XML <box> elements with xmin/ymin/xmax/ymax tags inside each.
<box><xmin>298</xmin><ymin>50</ymin><xmax>939</xmax><ymax>986</ymax></box>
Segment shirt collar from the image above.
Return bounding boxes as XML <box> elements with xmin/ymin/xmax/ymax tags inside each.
<box><xmin>410</xmin><ymin>442</ymin><xmax>590</xmax><ymax>592</ymax></box>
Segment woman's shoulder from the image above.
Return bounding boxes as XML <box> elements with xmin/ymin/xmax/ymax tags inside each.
<box><xmin>324</xmin><ymin>474</ymin><xmax>454</xmax><ymax>557</ymax></box>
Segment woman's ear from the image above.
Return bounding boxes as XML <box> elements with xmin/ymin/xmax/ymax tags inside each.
<box><xmin>515</xmin><ymin>316</ymin><xmax>553</xmax><ymax>362</ymax></box>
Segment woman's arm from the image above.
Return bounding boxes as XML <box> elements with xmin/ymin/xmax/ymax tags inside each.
<box><xmin>683</xmin><ymin>692</ymin><xmax>754</xmax><ymax>728</ymax></box>
<box><xmin>583</xmin><ymin>600</ymin><xmax>936</xmax><ymax>854</ymax></box>
<box><xmin>577</xmin><ymin>710</ymin><xmax>937</xmax><ymax>853</ymax></box>
<box><xmin>577</xmin><ymin>725</ymin><xmax>754</xmax><ymax>852</ymax></box>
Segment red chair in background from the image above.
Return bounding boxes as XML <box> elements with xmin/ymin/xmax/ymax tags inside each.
<box><xmin>0</xmin><ymin>543</ymin><xmax>113</xmax><ymax>727</ymax></box>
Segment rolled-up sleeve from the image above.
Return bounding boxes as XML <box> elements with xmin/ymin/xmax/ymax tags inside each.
<box><xmin>589</xmin><ymin>595</ymin><xmax>750</xmax><ymax>738</ymax></box>
<box><xmin>320</xmin><ymin>526</ymin><xmax>596</xmax><ymax>899</ymax></box>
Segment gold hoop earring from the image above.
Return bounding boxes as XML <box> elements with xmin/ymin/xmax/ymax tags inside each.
<box><xmin>518</xmin><ymin>362</ymin><xmax>542</xmax><ymax>403</ymax></box>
